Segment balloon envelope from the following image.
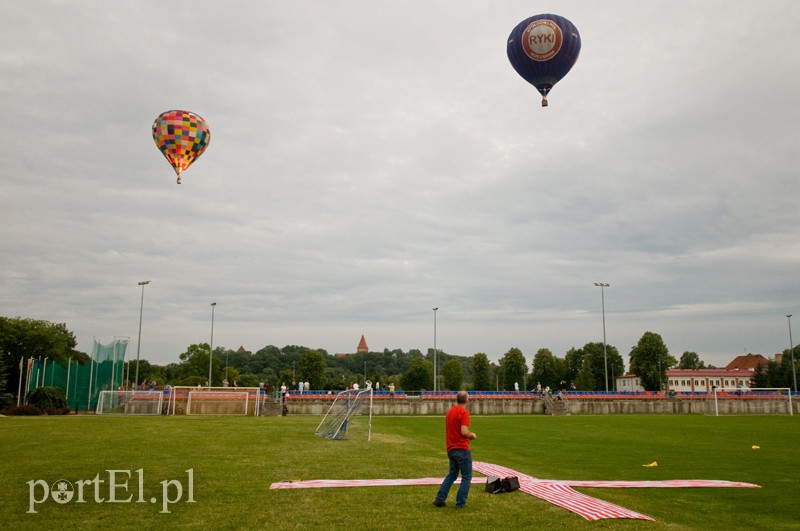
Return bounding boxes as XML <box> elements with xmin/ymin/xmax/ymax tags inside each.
<box><xmin>507</xmin><ymin>14</ymin><xmax>581</xmax><ymax>106</ymax></box>
<box><xmin>152</xmin><ymin>110</ymin><xmax>211</xmax><ymax>183</ymax></box>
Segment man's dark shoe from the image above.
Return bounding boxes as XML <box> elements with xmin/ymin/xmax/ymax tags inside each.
<box><xmin>433</xmin><ymin>498</ymin><xmax>446</xmax><ymax>507</ymax></box>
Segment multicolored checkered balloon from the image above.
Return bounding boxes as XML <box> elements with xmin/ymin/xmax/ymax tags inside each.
<box><xmin>152</xmin><ymin>110</ymin><xmax>211</xmax><ymax>184</ymax></box>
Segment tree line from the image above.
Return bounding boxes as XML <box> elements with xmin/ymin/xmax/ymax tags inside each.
<box><xmin>2</xmin><ymin>317</ymin><xmax>799</xmax><ymax>405</ymax></box>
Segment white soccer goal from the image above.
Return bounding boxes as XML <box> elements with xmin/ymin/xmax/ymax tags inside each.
<box><xmin>168</xmin><ymin>387</ymin><xmax>262</xmax><ymax>416</ymax></box>
<box><xmin>316</xmin><ymin>388</ymin><xmax>373</xmax><ymax>440</ymax></box>
<box><xmin>710</xmin><ymin>387</ymin><xmax>793</xmax><ymax>416</ymax></box>
<box><xmin>187</xmin><ymin>391</ymin><xmax>249</xmax><ymax>415</ymax></box>
<box><xmin>96</xmin><ymin>390</ymin><xmax>164</xmax><ymax>415</ymax></box>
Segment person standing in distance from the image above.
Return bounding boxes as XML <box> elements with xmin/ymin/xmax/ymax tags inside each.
<box><xmin>433</xmin><ymin>390</ymin><xmax>476</xmax><ymax>509</ymax></box>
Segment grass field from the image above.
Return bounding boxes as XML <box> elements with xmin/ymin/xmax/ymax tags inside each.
<box><xmin>1</xmin><ymin>413</ymin><xmax>798</xmax><ymax>530</ymax></box>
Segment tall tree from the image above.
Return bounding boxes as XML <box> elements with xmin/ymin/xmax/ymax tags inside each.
<box><xmin>780</xmin><ymin>347</ymin><xmax>799</xmax><ymax>391</ymax></box>
<box><xmin>0</xmin><ymin>317</ymin><xmax>82</xmax><ymax>403</ymax></box>
<box><xmin>472</xmin><ymin>353</ymin><xmax>492</xmax><ymax>390</ymax></box>
<box><xmin>400</xmin><ymin>358</ymin><xmax>432</xmax><ymax>391</ymax></box>
<box><xmin>0</xmin><ymin>317</ymin><xmax>79</xmax><ymax>364</ymax></box>
<box><xmin>766</xmin><ymin>359</ymin><xmax>783</xmax><ymax>388</ymax></box>
<box><xmin>751</xmin><ymin>361</ymin><xmax>769</xmax><ymax>388</ymax></box>
<box><xmin>177</xmin><ymin>343</ymin><xmax>222</xmax><ymax>386</ymax></box>
<box><xmin>574</xmin><ymin>355</ymin><xmax>595</xmax><ymax>390</ymax></box>
<box><xmin>499</xmin><ymin>347</ymin><xmax>527</xmax><ymax>390</ymax></box>
<box><xmin>298</xmin><ymin>348</ymin><xmax>328</xmax><ymax>390</ymax></box>
<box><xmin>678</xmin><ymin>351</ymin><xmax>705</xmax><ymax>370</ymax></box>
<box><xmin>582</xmin><ymin>342</ymin><xmax>624</xmax><ymax>391</ymax></box>
<box><xmin>564</xmin><ymin>347</ymin><xmax>584</xmax><ymax>384</ymax></box>
<box><xmin>441</xmin><ymin>359</ymin><xmax>464</xmax><ymax>391</ymax></box>
<box><xmin>629</xmin><ymin>332</ymin><xmax>676</xmax><ymax>391</ymax></box>
<box><xmin>531</xmin><ymin>348</ymin><xmax>559</xmax><ymax>390</ymax></box>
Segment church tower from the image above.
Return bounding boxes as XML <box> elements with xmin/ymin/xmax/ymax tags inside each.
<box><xmin>357</xmin><ymin>335</ymin><xmax>369</xmax><ymax>353</ymax></box>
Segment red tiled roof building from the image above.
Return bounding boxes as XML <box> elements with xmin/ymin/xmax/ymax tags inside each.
<box><xmin>336</xmin><ymin>335</ymin><xmax>370</xmax><ymax>357</ymax></box>
<box><xmin>725</xmin><ymin>353</ymin><xmax>768</xmax><ymax>371</ymax></box>
<box><xmin>357</xmin><ymin>335</ymin><xmax>369</xmax><ymax>353</ymax></box>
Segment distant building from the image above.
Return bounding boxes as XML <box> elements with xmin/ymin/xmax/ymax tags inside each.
<box><xmin>357</xmin><ymin>335</ymin><xmax>369</xmax><ymax>353</ymax></box>
<box><xmin>615</xmin><ymin>354</ymin><xmax>767</xmax><ymax>393</ymax></box>
<box><xmin>725</xmin><ymin>353</ymin><xmax>768</xmax><ymax>371</ymax></box>
<box><xmin>335</xmin><ymin>335</ymin><xmax>370</xmax><ymax>358</ymax></box>
<box><xmin>617</xmin><ymin>374</ymin><xmax>643</xmax><ymax>392</ymax></box>
<box><xmin>665</xmin><ymin>369</ymin><xmax>752</xmax><ymax>393</ymax></box>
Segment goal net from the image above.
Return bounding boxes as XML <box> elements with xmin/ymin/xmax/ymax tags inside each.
<box><xmin>316</xmin><ymin>388</ymin><xmax>373</xmax><ymax>440</ymax></box>
<box><xmin>95</xmin><ymin>390</ymin><xmax>164</xmax><ymax>415</ymax></box>
<box><xmin>187</xmin><ymin>390</ymin><xmax>252</xmax><ymax>415</ymax></box>
<box><xmin>709</xmin><ymin>387</ymin><xmax>793</xmax><ymax>416</ymax></box>
<box><xmin>167</xmin><ymin>386</ymin><xmax>262</xmax><ymax>416</ymax></box>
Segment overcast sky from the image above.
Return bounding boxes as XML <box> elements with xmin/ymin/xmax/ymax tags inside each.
<box><xmin>2</xmin><ymin>1</ymin><xmax>798</xmax><ymax>370</ymax></box>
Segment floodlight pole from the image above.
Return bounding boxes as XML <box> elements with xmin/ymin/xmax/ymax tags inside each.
<box><xmin>594</xmin><ymin>282</ymin><xmax>610</xmax><ymax>392</ymax></box>
<box><xmin>208</xmin><ymin>302</ymin><xmax>217</xmax><ymax>388</ymax></box>
<box><xmin>788</xmin><ymin>315</ymin><xmax>796</xmax><ymax>393</ymax></box>
<box><xmin>134</xmin><ymin>280</ymin><xmax>150</xmax><ymax>389</ymax></box>
<box><xmin>433</xmin><ymin>307</ymin><xmax>438</xmax><ymax>393</ymax></box>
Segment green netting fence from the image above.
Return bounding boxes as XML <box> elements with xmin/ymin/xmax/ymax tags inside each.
<box><xmin>22</xmin><ymin>338</ymin><xmax>129</xmax><ymax>412</ymax></box>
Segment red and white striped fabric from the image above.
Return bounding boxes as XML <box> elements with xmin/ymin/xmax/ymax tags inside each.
<box><xmin>470</xmin><ymin>461</ymin><xmax>760</xmax><ymax>489</ymax></box>
<box><xmin>472</xmin><ymin>461</ymin><xmax>651</xmax><ymax>521</ymax></box>
<box><xmin>270</xmin><ymin>477</ymin><xmax>458</xmax><ymax>490</ymax></box>
<box><xmin>270</xmin><ymin>461</ymin><xmax>760</xmax><ymax>521</ymax></box>
<box><xmin>545</xmin><ymin>479</ymin><xmax>760</xmax><ymax>488</ymax></box>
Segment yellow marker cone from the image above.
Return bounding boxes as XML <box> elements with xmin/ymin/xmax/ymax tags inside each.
<box><xmin>642</xmin><ymin>461</ymin><xmax>658</xmax><ymax>467</ymax></box>
<box><xmin>752</xmin><ymin>445</ymin><xmax>760</xmax><ymax>449</ymax></box>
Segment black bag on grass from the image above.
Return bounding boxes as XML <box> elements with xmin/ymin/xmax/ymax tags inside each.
<box><xmin>500</xmin><ymin>476</ymin><xmax>520</xmax><ymax>492</ymax></box>
<box><xmin>486</xmin><ymin>475</ymin><xmax>519</xmax><ymax>494</ymax></box>
<box><xmin>485</xmin><ymin>476</ymin><xmax>503</xmax><ymax>493</ymax></box>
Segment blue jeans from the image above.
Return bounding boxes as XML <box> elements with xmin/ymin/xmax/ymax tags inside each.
<box><xmin>435</xmin><ymin>449</ymin><xmax>472</xmax><ymax>508</ymax></box>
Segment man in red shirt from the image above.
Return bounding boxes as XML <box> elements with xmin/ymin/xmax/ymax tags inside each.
<box><xmin>433</xmin><ymin>390</ymin><xmax>477</xmax><ymax>509</ymax></box>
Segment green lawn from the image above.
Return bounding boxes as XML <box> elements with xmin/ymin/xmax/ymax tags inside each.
<box><xmin>1</xmin><ymin>413</ymin><xmax>798</xmax><ymax>530</ymax></box>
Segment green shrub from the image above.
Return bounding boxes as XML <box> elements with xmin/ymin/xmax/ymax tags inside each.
<box><xmin>27</xmin><ymin>386</ymin><xmax>67</xmax><ymax>410</ymax></box>
<box><xmin>0</xmin><ymin>404</ymin><xmax>43</xmax><ymax>416</ymax></box>
<box><xmin>0</xmin><ymin>393</ymin><xmax>13</xmax><ymax>408</ymax></box>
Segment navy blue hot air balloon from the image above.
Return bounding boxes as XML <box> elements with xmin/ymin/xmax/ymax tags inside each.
<box><xmin>507</xmin><ymin>14</ymin><xmax>581</xmax><ymax>107</ymax></box>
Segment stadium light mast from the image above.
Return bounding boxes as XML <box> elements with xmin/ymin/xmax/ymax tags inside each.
<box><xmin>433</xmin><ymin>307</ymin><xmax>438</xmax><ymax>394</ymax></box>
<box><xmin>208</xmin><ymin>302</ymin><xmax>217</xmax><ymax>388</ymax></box>
<box><xmin>788</xmin><ymin>315</ymin><xmax>796</xmax><ymax>393</ymax></box>
<box><xmin>134</xmin><ymin>280</ymin><xmax>150</xmax><ymax>389</ymax></box>
<box><xmin>594</xmin><ymin>282</ymin><xmax>610</xmax><ymax>392</ymax></box>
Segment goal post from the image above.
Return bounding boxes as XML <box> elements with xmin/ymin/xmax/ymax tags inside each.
<box><xmin>710</xmin><ymin>387</ymin><xmax>793</xmax><ymax>416</ymax></box>
<box><xmin>316</xmin><ymin>388</ymin><xmax>373</xmax><ymax>441</ymax></box>
<box><xmin>95</xmin><ymin>390</ymin><xmax>164</xmax><ymax>415</ymax></box>
<box><xmin>167</xmin><ymin>386</ymin><xmax>262</xmax><ymax>416</ymax></box>
<box><xmin>187</xmin><ymin>390</ymin><xmax>249</xmax><ymax>415</ymax></box>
